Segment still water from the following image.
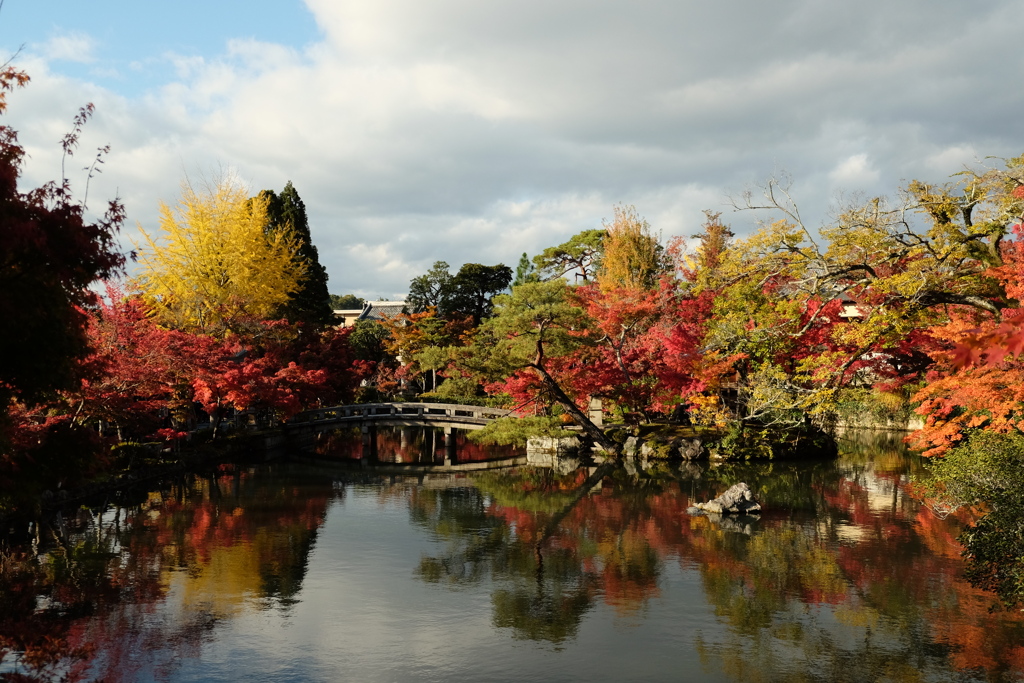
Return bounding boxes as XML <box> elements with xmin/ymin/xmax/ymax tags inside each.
<box><xmin>2</xmin><ymin>428</ymin><xmax>1023</xmax><ymax>682</ymax></box>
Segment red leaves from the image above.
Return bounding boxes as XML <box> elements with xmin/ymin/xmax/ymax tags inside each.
<box><xmin>186</xmin><ymin>323</ymin><xmax>370</xmax><ymax>424</ymax></box>
<box><xmin>154</xmin><ymin>428</ymin><xmax>188</xmax><ymax>442</ymax></box>
<box><xmin>949</xmin><ymin>342</ymin><xmax>984</xmax><ymax>370</ymax></box>
<box><xmin>515</xmin><ymin>280</ymin><xmax>716</xmax><ymax>415</ymax></box>
<box><xmin>47</xmin><ymin>289</ymin><xmax>375</xmax><ymax>439</ymax></box>
<box><xmin>951</xmin><ymin>319</ymin><xmax>1024</xmax><ymax>369</ymax></box>
<box><xmin>910</xmin><ymin>226</ymin><xmax>1024</xmax><ymax>455</ymax></box>
<box><xmin>0</xmin><ymin>75</ymin><xmax>125</xmax><ymax>405</ymax></box>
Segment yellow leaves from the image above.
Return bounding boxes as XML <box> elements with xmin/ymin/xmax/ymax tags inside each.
<box><xmin>745</xmin><ymin>362</ymin><xmax>801</xmax><ymax>417</ymax></box>
<box><xmin>834</xmin><ymin>604</ymin><xmax>881</xmax><ymax>629</ymax></box>
<box><xmin>718</xmin><ymin>219</ymin><xmax>808</xmax><ymax>286</ymax></box>
<box><xmin>747</xmin><ymin>527</ymin><xmax>847</xmax><ymax>599</ymax></box>
<box><xmin>906</xmin><ymin>180</ymin><xmax>961</xmax><ymax>227</ymax></box>
<box><xmin>597</xmin><ymin>205</ymin><xmax>671</xmax><ymax>291</ymax></box>
<box><xmin>133</xmin><ymin>180</ymin><xmax>306</xmax><ymax>333</ymax></box>
<box><xmin>688</xmin><ymin>393</ymin><xmax>729</xmax><ymax>428</ymax></box>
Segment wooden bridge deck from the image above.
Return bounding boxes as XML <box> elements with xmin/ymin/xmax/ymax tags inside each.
<box><xmin>290</xmin><ymin>402</ymin><xmax>512</xmax><ymax>430</ymax></box>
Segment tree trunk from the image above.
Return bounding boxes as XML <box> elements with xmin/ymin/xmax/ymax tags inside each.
<box><xmin>527</xmin><ymin>363</ymin><xmax>620</xmax><ymax>457</ymax></box>
<box><xmin>535</xmin><ymin>461</ymin><xmax>615</xmax><ymax>556</ymax></box>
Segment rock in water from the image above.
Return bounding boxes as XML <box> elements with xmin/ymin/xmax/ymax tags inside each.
<box><xmin>690</xmin><ymin>482</ymin><xmax>761</xmax><ymax>515</ymax></box>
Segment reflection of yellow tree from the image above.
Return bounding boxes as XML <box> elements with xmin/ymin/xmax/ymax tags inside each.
<box><xmin>689</xmin><ymin>463</ymin><xmax>1024</xmax><ymax>681</ymax></box>
<box><xmin>696</xmin><ymin>630</ymin><xmax>935</xmax><ymax>683</ymax></box>
<box><xmin>0</xmin><ymin>467</ymin><xmax>337</xmax><ymax>683</ymax></box>
<box><xmin>746</xmin><ymin>528</ymin><xmax>847</xmax><ymax>604</ymax></box>
<box><xmin>173</xmin><ymin>536</ymin><xmax>263</xmax><ymax>620</ymax></box>
<box><xmin>692</xmin><ymin>516</ymin><xmax>962</xmax><ymax>683</ymax></box>
<box><xmin>695</xmin><ymin>525</ymin><xmax>849</xmax><ymax>639</ymax></box>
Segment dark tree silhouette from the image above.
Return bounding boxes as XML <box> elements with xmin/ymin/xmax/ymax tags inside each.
<box><xmin>260</xmin><ymin>181</ymin><xmax>333</xmax><ymax>326</ymax></box>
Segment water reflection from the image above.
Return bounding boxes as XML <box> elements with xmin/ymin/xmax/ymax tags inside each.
<box><xmin>407</xmin><ymin>482</ymin><xmax>598</xmax><ymax>645</ymax></box>
<box><xmin>407</xmin><ymin>439</ymin><xmax>1024</xmax><ymax>679</ymax></box>
<box><xmin>313</xmin><ymin>424</ymin><xmax>521</xmax><ymax>465</ymax></box>
<box><xmin>0</xmin><ymin>430</ymin><xmax>1022</xmax><ymax>682</ymax></box>
<box><xmin>0</xmin><ymin>464</ymin><xmax>337</xmax><ymax>682</ymax></box>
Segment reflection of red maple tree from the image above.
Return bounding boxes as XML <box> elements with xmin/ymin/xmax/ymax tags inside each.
<box><xmin>315</xmin><ymin>426</ymin><xmax>521</xmax><ymax>464</ymax></box>
<box><xmin>0</xmin><ymin>467</ymin><xmax>336</xmax><ymax>683</ymax></box>
<box><xmin>477</xmin><ymin>463</ymin><xmax>1024</xmax><ymax>673</ymax></box>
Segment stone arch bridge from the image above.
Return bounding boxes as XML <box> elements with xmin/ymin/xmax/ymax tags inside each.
<box><xmin>289</xmin><ymin>402</ymin><xmax>512</xmax><ymax>432</ymax></box>
<box><xmin>284</xmin><ymin>403</ymin><xmax>515</xmax><ymax>466</ymax></box>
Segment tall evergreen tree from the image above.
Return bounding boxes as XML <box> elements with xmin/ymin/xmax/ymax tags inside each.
<box><xmin>512</xmin><ymin>252</ymin><xmax>539</xmax><ymax>287</ymax></box>
<box><xmin>260</xmin><ymin>181</ymin><xmax>334</xmax><ymax>326</ymax></box>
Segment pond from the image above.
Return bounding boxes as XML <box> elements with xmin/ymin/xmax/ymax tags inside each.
<box><xmin>2</xmin><ymin>427</ymin><xmax>1023</xmax><ymax>682</ymax></box>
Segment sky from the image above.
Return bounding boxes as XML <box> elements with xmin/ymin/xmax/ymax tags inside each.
<box><xmin>4</xmin><ymin>0</ymin><xmax>1024</xmax><ymax>299</ymax></box>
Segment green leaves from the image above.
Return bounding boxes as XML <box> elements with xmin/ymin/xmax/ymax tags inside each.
<box><xmin>407</xmin><ymin>261</ymin><xmax>512</xmax><ymax>324</ymax></box>
<box><xmin>260</xmin><ymin>182</ymin><xmax>334</xmax><ymax>326</ymax></box>
<box><xmin>468</xmin><ymin>415</ymin><xmax>574</xmax><ymax>446</ymax></box>
<box><xmin>925</xmin><ymin>431</ymin><xmax>1024</xmax><ymax>608</ymax></box>
<box><xmin>481</xmin><ymin>280</ymin><xmax>591</xmax><ymax>368</ymax></box>
<box><xmin>532</xmin><ymin>229</ymin><xmax>606</xmax><ymax>282</ymax></box>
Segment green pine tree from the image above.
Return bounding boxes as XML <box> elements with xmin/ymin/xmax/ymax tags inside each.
<box><xmin>512</xmin><ymin>252</ymin><xmax>539</xmax><ymax>287</ymax></box>
<box><xmin>260</xmin><ymin>181</ymin><xmax>334</xmax><ymax>326</ymax></box>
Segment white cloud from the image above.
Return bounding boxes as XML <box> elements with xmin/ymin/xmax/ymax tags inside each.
<box><xmin>923</xmin><ymin>145</ymin><xmax>980</xmax><ymax>174</ymax></box>
<box><xmin>37</xmin><ymin>31</ymin><xmax>97</xmax><ymax>64</ymax></box>
<box><xmin>829</xmin><ymin>154</ymin><xmax>879</xmax><ymax>188</ymax></box>
<box><xmin>6</xmin><ymin>0</ymin><xmax>1024</xmax><ymax>297</ymax></box>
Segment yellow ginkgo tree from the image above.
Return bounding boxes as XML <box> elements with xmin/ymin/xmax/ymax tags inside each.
<box><xmin>134</xmin><ymin>180</ymin><xmax>306</xmax><ymax>333</ymax></box>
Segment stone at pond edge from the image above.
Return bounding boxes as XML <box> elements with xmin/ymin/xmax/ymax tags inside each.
<box><xmin>632</xmin><ymin>435</ymin><xmax>706</xmax><ymax>460</ymax></box>
<box><xmin>689</xmin><ymin>482</ymin><xmax>761</xmax><ymax>515</ymax></box>
<box><xmin>526</xmin><ymin>436</ymin><xmax>581</xmax><ymax>466</ymax></box>
<box><xmin>677</xmin><ymin>438</ymin><xmax>704</xmax><ymax>460</ymax></box>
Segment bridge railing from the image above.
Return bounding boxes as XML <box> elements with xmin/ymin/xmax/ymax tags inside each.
<box><xmin>293</xmin><ymin>402</ymin><xmax>513</xmax><ymax>425</ymax></box>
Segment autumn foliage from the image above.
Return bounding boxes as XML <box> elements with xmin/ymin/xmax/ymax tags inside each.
<box><xmin>0</xmin><ymin>68</ymin><xmax>125</xmax><ymax>408</ymax></box>
<box><xmin>0</xmin><ymin>74</ymin><xmax>372</xmax><ymax>505</ymax></box>
<box><xmin>910</xmin><ymin>220</ymin><xmax>1024</xmax><ymax>456</ymax></box>
<box><xmin>134</xmin><ymin>180</ymin><xmax>306</xmax><ymax>333</ymax></box>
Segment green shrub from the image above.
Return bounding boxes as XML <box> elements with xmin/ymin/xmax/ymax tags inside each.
<box><xmin>467</xmin><ymin>416</ymin><xmax>574</xmax><ymax>446</ymax></box>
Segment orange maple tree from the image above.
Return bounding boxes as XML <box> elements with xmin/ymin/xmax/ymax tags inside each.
<box><xmin>910</xmin><ymin>222</ymin><xmax>1024</xmax><ymax>455</ymax></box>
